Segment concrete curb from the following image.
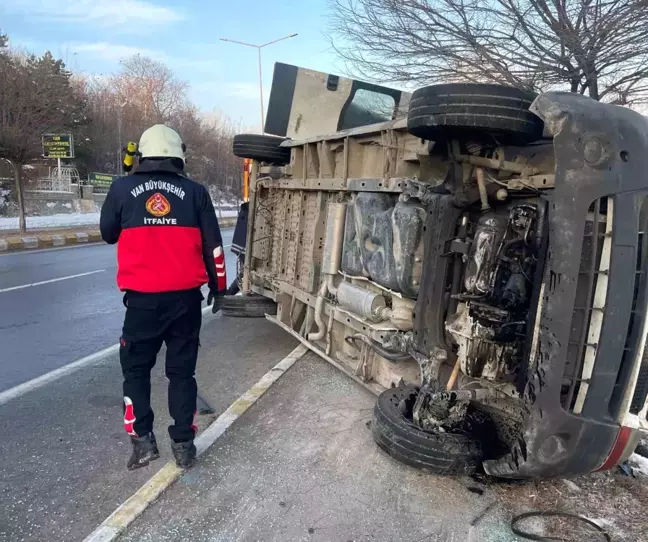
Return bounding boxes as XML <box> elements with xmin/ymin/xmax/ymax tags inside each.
<box><xmin>0</xmin><ymin>219</ymin><xmax>236</xmax><ymax>253</ymax></box>
<box><xmin>0</xmin><ymin>230</ymin><xmax>102</xmax><ymax>252</ymax></box>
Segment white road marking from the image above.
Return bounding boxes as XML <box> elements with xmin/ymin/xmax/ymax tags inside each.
<box><xmin>0</xmin><ymin>270</ymin><xmax>106</xmax><ymax>294</ymax></box>
<box><xmin>0</xmin><ymin>305</ymin><xmax>214</xmax><ymax>406</ymax></box>
<box><xmin>0</xmin><ymin>343</ymin><xmax>119</xmax><ymax>407</ymax></box>
<box><xmin>83</xmin><ymin>345</ymin><xmax>307</xmax><ymax>542</ymax></box>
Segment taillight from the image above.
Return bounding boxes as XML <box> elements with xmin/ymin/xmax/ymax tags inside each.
<box><xmin>596</xmin><ymin>426</ymin><xmax>633</xmax><ymax>471</ymax></box>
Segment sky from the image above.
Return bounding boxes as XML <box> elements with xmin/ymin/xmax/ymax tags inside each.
<box><xmin>0</xmin><ymin>0</ymin><xmax>343</xmax><ymax>129</ymax></box>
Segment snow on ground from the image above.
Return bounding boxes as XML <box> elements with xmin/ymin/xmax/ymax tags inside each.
<box><xmin>0</xmin><ymin>213</ymin><xmax>102</xmax><ymax>231</ymax></box>
<box><xmin>0</xmin><ymin>210</ymin><xmax>238</xmax><ymax>231</ymax></box>
<box><xmin>215</xmin><ymin>210</ymin><xmax>239</xmax><ymax>219</ymax></box>
<box><xmin>629</xmin><ymin>453</ymin><xmax>648</xmax><ymax>477</ymax></box>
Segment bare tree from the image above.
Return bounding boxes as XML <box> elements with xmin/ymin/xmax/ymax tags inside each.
<box><xmin>81</xmin><ymin>61</ymin><xmax>242</xmax><ymax>199</ymax></box>
<box><xmin>80</xmin><ymin>75</ymin><xmax>128</xmax><ymax>174</ymax></box>
<box><xmin>1</xmin><ymin>35</ymin><xmax>243</xmax><ymax>220</ymax></box>
<box><xmin>0</xmin><ymin>46</ymin><xmax>79</xmax><ymax>231</ymax></box>
<box><xmin>81</xmin><ymin>55</ymin><xmax>190</xmax><ymax>174</ymax></box>
<box><xmin>172</xmin><ymin>108</ymin><xmax>243</xmax><ymax>199</ymax></box>
<box><xmin>328</xmin><ymin>0</ymin><xmax>648</xmax><ymax>105</ymax></box>
<box><xmin>114</xmin><ymin>55</ymin><xmax>188</xmax><ymax>121</ymax></box>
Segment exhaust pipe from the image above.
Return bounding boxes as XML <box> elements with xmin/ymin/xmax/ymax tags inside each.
<box><xmin>308</xmin><ymin>202</ymin><xmax>346</xmax><ymax>341</ymax></box>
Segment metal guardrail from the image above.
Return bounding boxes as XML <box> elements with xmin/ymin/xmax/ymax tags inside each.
<box><xmin>13</xmin><ymin>174</ymin><xmax>240</xmax><ymax>204</ymax></box>
<box><xmin>29</xmin><ymin>178</ymin><xmax>74</xmax><ymax>193</ymax></box>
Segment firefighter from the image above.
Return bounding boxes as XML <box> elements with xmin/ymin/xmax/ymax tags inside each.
<box><xmin>100</xmin><ymin>124</ymin><xmax>226</xmax><ymax>470</ymax></box>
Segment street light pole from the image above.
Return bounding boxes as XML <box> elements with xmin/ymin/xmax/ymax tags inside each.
<box><xmin>258</xmin><ymin>47</ymin><xmax>264</xmax><ymax>132</ymax></box>
<box><xmin>219</xmin><ymin>33</ymin><xmax>298</xmax><ymax>133</ymax></box>
<box><xmin>117</xmin><ymin>101</ymin><xmax>127</xmax><ymax>174</ymax></box>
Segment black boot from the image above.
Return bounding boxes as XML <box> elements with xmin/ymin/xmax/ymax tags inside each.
<box><xmin>171</xmin><ymin>440</ymin><xmax>197</xmax><ymax>469</ymax></box>
<box><xmin>127</xmin><ymin>432</ymin><xmax>160</xmax><ymax>471</ymax></box>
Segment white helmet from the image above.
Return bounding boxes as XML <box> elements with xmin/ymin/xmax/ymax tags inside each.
<box><xmin>138</xmin><ymin>124</ymin><xmax>186</xmax><ymax>162</ymax></box>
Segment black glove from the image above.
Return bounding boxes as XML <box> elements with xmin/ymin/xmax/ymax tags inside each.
<box><xmin>207</xmin><ymin>289</ymin><xmax>225</xmax><ymax>314</ymax></box>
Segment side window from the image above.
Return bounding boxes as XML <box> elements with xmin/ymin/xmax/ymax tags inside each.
<box><xmin>339</xmin><ymin>88</ymin><xmax>396</xmax><ymax>130</ymax></box>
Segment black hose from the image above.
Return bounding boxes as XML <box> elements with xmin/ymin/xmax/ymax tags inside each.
<box><xmin>345</xmin><ymin>334</ymin><xmax>412</xmax><ymax>362</ymax></box>
<box><xmin>510</xmin><ymin>510</ymin><xmax>611</xmax><ymax>541</ymax></box>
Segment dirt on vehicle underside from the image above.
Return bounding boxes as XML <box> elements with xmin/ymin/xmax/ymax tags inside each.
<box><xmin>240</xmin><ymin>67</ymin><xmax>648</xmax><ymax>481</ymax></box>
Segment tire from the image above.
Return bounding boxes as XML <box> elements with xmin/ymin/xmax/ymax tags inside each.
<box><xmin>221</xmin><ymin>294</ymin><xmax>277</xmax><ymax>318</ymax></box>
<box><xmin>407</xmin><ymin>83</ymin><xmax>543</xmax><ymax>143</ymax></box>
<box><xmin>371</xmin><ymin>385</ymin><xmax>483</xmax><ymax>475</ymax></box>
<box><xmin>232</xmin><ymin>134</ymin><xmax>291</xmax><ymax>165</ymax></box>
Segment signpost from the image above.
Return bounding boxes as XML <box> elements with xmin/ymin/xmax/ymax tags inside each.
<box><xmin>42</xmin><ymin>134</ymin><xmax>75</xmax><ymax>186</ymax></box>
<box><xmin>88</xmin><ymin>172</ymin><xmax>120</xmax><ymax>193</ymax></box>
<box><xmin>42</xmin><ymin>134</ymin><xmax>75</xmax><ymax>158</ymax></box>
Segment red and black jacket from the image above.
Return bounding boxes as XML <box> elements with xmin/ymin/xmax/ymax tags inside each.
<box><xmin>100</xmin><ymin>164</ymin><xmax>226</xmax><ymax>294</ymax></box>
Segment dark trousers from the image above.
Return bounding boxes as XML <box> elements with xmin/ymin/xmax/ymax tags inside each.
<box><xmin>120</xmin><ymin>288</ymin><xmax>203</xmax><ymax>443</ymax></box>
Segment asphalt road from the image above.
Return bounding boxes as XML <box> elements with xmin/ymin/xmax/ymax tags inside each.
<box><xmin>0</xmin><ymin>227</ymin><xmax>301</xmax><ymax>541</ymax></box>
<box><xmin>0</xmin><ymin>228</ymin><xmax>235</xmax><ymax>392</ymax></box>
<box><xmin>0</xmin><ymin>307</ymin><xmax>298</xmax><ymax>542</ymax></box>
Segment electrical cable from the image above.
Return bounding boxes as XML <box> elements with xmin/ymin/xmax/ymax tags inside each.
<box><xmin>510</xmin><ymin>510</ymin><xmax>611</xmax><ymax>541</ymax></box>
<box><xmin>484</xmin><ymin>169</ymin><xmax>540</xmax><ymax>194</ymax></box>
